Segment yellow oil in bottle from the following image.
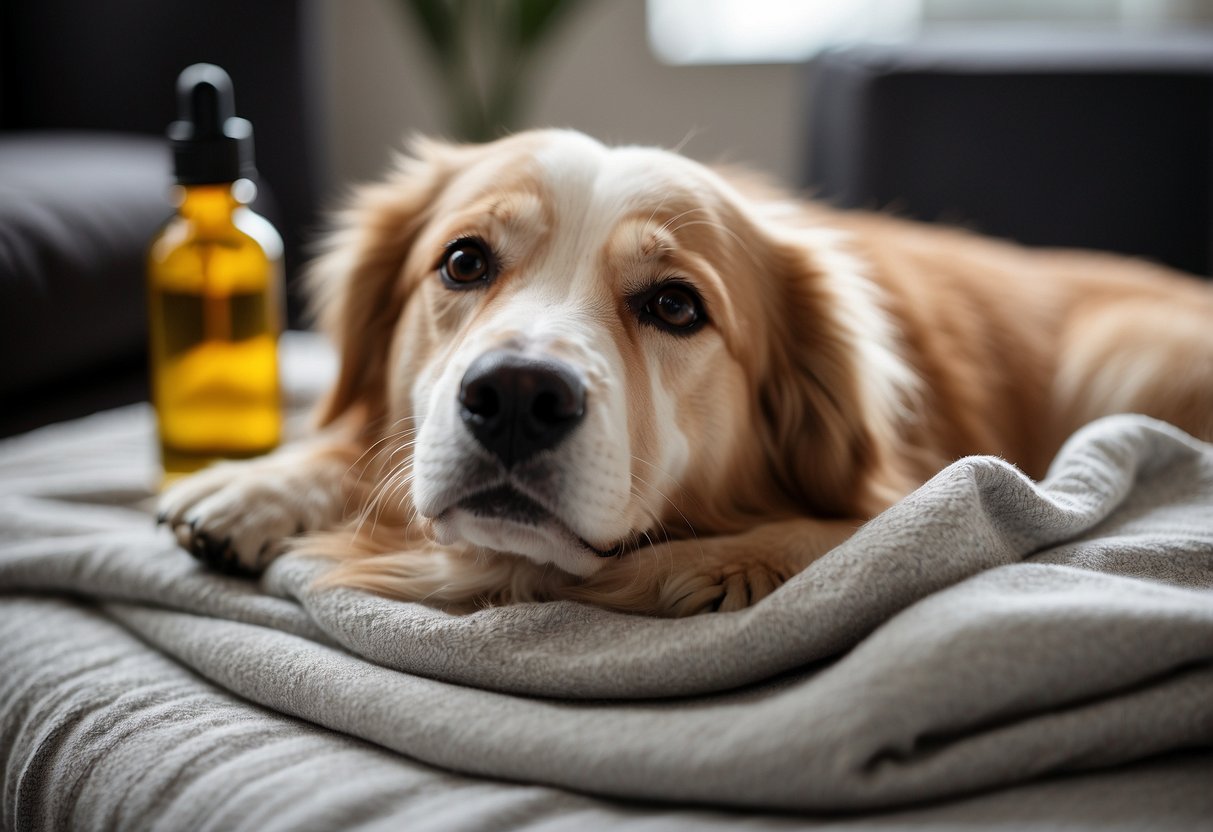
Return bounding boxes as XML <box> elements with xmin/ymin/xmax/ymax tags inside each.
<box><xmin>148</xmin><ymin>181</ymin><xmax>282</xmax><ymax>479</ymax></box>
<box><xmin>149</xmin><ymin>65</ymin><xmax>283</xmax><ymax>482</ymax></box>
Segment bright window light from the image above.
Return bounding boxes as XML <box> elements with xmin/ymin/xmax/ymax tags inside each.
<box><xmin>647</xmin><ymin>0</ymin><xmax>924</xmax><ymax>65</ymax></box>
<box><xmin>646</xmin><ymin>0</ymin><xmax>1194</xmax><ymax>65</ymax></box>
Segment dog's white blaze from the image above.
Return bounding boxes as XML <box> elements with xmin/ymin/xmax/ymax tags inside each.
<box><xmin>414</xmin><ymin>136</ymin><xmax>691</xmax><ymax>572</ymax></box>
<box><xmin>410</xmin><ymin>132</ymin><xmax>726</xmax><ymax>574</ymax></box>
<box><xmin>411</xmin><ymin>287</ymin><xmax>635</xmax><ymax>571</ymax></box>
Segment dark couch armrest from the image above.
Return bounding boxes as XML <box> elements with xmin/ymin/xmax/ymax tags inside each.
<box><xmin>0</xmin><ymin>132</ymin><xmax>169</xmax><ymax>410</ymax></box>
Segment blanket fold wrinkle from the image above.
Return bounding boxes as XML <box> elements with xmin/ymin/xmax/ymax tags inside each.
<box><xmin>2</xmin><ymin>371</ymin><xmax>1212</xmax><ymax>812</ymax></box>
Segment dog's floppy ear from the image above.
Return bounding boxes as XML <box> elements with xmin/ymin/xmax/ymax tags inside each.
<box><xmin>752</xmin><ymin>230</ymin><xmax>917</xmax><ymax>518</ymax></box>
<box><xmin>306</xmin><ymin>137</ymin><xmax>461</xmax><ymax>429</ymax></box>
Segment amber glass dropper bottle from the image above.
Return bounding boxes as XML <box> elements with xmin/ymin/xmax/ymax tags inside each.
<box><xmin>148</xmin><ymin>64</ymin><xmax>284</xmax><ymax>482</ymax></box>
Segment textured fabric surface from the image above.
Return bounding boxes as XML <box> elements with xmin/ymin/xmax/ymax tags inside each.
<box><xmin>3</xmin><ymin>597</ymin><xmax>1209</xmax><ymax>832</ymax></box>
<box><xmin>1</xmin><ymin>337</ymin><xmax>1212</xmax><ymax>826</ymax></box>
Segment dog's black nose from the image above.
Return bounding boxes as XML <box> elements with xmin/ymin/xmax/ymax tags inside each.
<box><xmin>459</xmin><ymin>350</ymin><xmax>586</xmax><ymax>468</ymax></box>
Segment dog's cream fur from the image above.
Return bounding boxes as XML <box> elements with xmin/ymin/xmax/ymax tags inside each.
<box><xmin>159</xmin><ymin>129</ymin><xmax>1213</xmax><ymax>616</ymax></box>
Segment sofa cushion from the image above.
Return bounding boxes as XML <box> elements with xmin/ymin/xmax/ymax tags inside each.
<box><xmin>0</xmin><ymin>132</ymin><xmax>171</xmax><ymax>404</ymax></box>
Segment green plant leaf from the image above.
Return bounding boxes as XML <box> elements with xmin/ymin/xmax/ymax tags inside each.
<box><xmin>389</xmin><ymin>0</ymin><xmax>592</xmax><ymax>141</ymax></box>
<box><xmin>395</xmin><ymin>0</ymin><xmax>457</xmax><ymax>59</ymax></box>
<box><xmin>515</xmin><ymin>0</ymin><xmax>586</xmax><ymax>49</ymax></box>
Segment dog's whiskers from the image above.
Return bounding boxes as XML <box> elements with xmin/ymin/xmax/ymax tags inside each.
<box><xmin>342</xmin><ymin>423</ymin><xmax>420</xmax><ymax>517</ymax></box>
<box><xmin>351</xmin><ymin>451</ymin><xmax>417</xmax><ymax>540</ymax></box>
<box><xmin>628</xmin><ymin>458</ymin><xmax>701</xmax><ymax>537</ymax></box>
<box><xmin>628</xmin><ymin>462</ymin><xmax>707</xmax><ymax>571</ymax></box>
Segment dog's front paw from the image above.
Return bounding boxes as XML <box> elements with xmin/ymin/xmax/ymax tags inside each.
<box><xmin>658</xmin><ymin>557</ymin><xmax>793</xmax><ymax>616</ymax></box>
<box><xmin>573</xmin><ymin>538</ymin><xmax>799</xmax><ymax>617</ymax></box>
<box><xmin>157</xmin><ymin>454</ymin><xmax>345</xmax><ymax>575</ymax></box>
<box><xmin>652</xmin><ymin>520</ymin><xmax>856</xmax><ymax>616</ymax></box>
<box><xmin>578</xmin><ymin>519</ymin><xmax>854</xmax><ymax>616</ymax></box>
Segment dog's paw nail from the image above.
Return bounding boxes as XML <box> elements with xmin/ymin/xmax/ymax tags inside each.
<box><xmin>185</xmin><ymin>530</ymin><xmax>257</xmax><ymax>578</ymax></box>
<box><xmin>155</xmin><ymin>511</ymin><xmax>167</xmax><ymax>526</ymax></box>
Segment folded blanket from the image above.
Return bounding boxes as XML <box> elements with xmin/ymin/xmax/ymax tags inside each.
<box><xmin>2</xmin><ymin>357</ymin><xmax>1211</xmax><ymax>812</ymax></box>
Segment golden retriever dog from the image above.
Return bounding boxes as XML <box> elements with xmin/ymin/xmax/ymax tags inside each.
<box><xmin>158</xmin><ymin>129</ymin><xmax>1213</xmax><ymax>616</ymax></box>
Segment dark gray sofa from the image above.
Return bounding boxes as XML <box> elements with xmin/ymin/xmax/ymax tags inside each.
<box><xmin>0</xmin><ymin>0</ymin><xmax>324</xmax><ymax>436</ymax></box>
<box><xmin>805</xmin><ymin>30</ymin><xmax>1213</xmax><ymax>277</ymax></box>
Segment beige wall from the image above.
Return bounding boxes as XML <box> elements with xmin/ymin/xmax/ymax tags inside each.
<box><xmin>316</xmin><ymin>0</ymin><xmax>807</xmax><ymax>197</ymax></box>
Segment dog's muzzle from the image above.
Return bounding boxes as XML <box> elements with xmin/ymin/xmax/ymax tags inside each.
<box><xmin>458</xmin><ymin>349</ymin><xmax>586</xmax><ymax>468</ymax></box>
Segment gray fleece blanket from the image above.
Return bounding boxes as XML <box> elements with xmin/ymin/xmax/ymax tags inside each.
<box><xmin>2</xmin><ymin>337</ymin><xmax>1212</xmax><ymax>828</ymax></box>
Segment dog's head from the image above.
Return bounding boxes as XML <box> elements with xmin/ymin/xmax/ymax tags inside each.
<box><xmin>310</xmin><ymin>130</ymin><xmax>912</xmax><ymax>577</ymax></box>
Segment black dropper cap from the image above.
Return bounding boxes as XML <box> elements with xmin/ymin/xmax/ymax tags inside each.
<box><xmin>167</xmin><ymin>63</ymin><xmax>256</xmax><ymax>185</ymax></box>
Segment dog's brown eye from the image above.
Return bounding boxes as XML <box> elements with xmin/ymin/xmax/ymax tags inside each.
<box><xmin>640</xmin><ymin>283</ymin><xmax>705</xmax><ymax>333</ymax></box>
<box><xmin>440</xmin><ymin>239</ymin><xmax>494</xmax><ymax>287</ymax></box>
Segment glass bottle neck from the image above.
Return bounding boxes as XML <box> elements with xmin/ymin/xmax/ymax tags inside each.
<box><xmin>175</xmin><ymin>179</ymin><xmax>257</xmax><ymax>224</ymax></box>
